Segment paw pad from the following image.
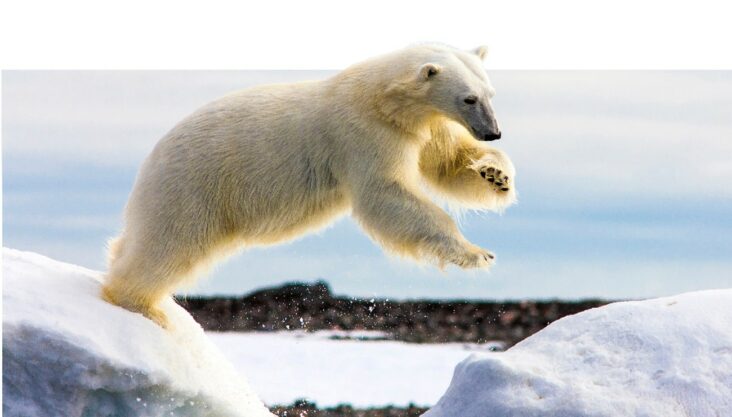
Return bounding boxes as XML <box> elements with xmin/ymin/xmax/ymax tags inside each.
<box><xmin>479</xmin><ymin>167</ymin><xmax>511</xmax><ymax>193</ymax></box>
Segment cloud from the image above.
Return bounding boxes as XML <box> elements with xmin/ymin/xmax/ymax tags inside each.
<box><xmin>491</xmin><ymin>71</ymin><xmax>732</xmax><ymax>199</ymax></box>
<box><xmin>184</xmin><ymin>247</ymin><xmax>732</xmax><ymax>300</ymax></box>
<box><xmin>2</xmin><ymin>71</ymin><xmax>333</xmax><ymax>166</ymax></box>
<box><xmin>5</xmin><ymin>71</ymin><xmax>731</xmax><ymax>198</ymax></box>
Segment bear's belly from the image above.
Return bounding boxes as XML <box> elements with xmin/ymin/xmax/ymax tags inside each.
<box><xmin>236</xmin><ymin>186</ymin><xmax>350</xmax><ymax>246</ymax></box>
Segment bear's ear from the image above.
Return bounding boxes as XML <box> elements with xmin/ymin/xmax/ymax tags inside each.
<box><xmin>473</xmin><ymin>45</ymin><xmax>489</xmax><ymax>61</ymax></box>
<box><xmin>418</xmin><ymin>63</ymin><xmax>442</xmax><ymax>81</ymax></box>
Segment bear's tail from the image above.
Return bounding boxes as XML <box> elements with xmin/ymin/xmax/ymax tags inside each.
<box><xmin>106</xmin><ymin>236</ymin><xmax>124</xmax><ymax>268</ymax></box>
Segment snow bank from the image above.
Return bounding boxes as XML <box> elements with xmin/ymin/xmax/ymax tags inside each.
<box><xmin>425</xmin><ymin>289</ymin><xmax>732</xmax><ymax>417</ymax></box>
<box><xmin>2</xmin><ymin>248</ymin><xmax>273</xmax><ymax>417</ymax></box>
<box><xmin>6</xmin><ymin>247</ymin><xmax>730</xmax><ymax>416</ymax></box>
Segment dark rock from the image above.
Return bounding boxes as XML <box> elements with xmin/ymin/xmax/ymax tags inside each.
<box><xmin>177</xmin><ymin>281</ymin><xmax>609</xmax><ymax>347</ymax></box>
<box><xmin>269</xmin><ymin>402</ymin><xmax>429</xmax><ymax>417</ymax></box>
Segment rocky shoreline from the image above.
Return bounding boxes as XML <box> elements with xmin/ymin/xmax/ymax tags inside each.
<box><xmin>270</xmin><ymin>400</ymin><xmax>428</xmax><ymax>417</ymax></box>
<box><xmin>179</xmin><ymin>281</ymin><xmax>608</xmax><ymax>347</ymax></box>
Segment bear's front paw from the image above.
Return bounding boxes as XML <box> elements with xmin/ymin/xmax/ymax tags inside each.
<box><xmin>479</xmin><ymin>166</ymin><xmax>511</xmax><ymax>193</ymax></box>
<box><xmin>448</xmin><ymin>246</ymin><xmax>495</xmax><ymax>270</ymax></box>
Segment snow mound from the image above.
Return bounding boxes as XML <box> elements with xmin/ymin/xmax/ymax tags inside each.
<box><xmin>2</xmin><ymin>248</ymin><xmax>274</xmax><ymax>417</ymax></box>
<box><xmin>425</xmin><ymin>289</ymin><xmax>732</xmax><ymax>417</ymax></box>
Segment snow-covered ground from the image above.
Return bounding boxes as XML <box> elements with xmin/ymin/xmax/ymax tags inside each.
<box><xmin>209</xmin><ymin>331</ymin><xmax>500</xmax><ymax>407</ymax></box>
<box><xmin>2</xmin><ymin>248</ymin><xmax>273</xmax><ymax>417</ymax></box>
<box><xmin>425</xmin><ymin>289</ymin><xmax>732</xmax><ymax>417</ymax></box>
<box><xmin>4</xmin><ymin>248</ymin><xmax>732</xmax><ymax>417</ymax></box>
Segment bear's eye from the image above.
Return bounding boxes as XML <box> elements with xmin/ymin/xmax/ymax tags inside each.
<box><xmin>464</xmin><ymin>96</ymin><xmax>478</xmax><ymax>105</ymax></box>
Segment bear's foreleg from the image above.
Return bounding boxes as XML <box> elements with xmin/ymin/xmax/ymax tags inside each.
<box><xmin>352</xmin><ymin>179</ymin><xmax>494</xmax><ymax>269</ymax></box>
<box><xmin>420</xmin><ymin>129</ymin><xmax>517</xmax><ymax>211</ymax></box>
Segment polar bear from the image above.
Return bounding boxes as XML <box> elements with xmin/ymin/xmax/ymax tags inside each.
<box><xmin>102</xmin><ymin>43</ymin><xmax>516</xmax><ymax>328</ymax></box>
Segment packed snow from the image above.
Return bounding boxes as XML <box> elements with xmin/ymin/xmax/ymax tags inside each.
<box><xmin>425</xmin><ymin>289</ymin><xmax>732</xmax><ymax>417</ymax></box>
<box><xmin>4</xmin><ymin>248</ymin><xmax>731</xmax><ymax>417</ymax></box>
<box><xmin>209</xmin><ymin>331</ymin><xmax>501</xmax><ymax>407</ymax></box>
<box><xmin>2</xmin><ymin>248</ymin><xmax>273</xmax><ymax>417</ymax></box>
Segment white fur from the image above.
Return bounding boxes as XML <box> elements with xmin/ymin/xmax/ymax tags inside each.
<box><xmin>102</xmin><ymin>44</ymin><xmax>517</xmax><ymax>327</ymax></box>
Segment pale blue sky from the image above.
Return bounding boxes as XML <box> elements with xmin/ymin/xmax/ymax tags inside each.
<box><xmin>3</xmin><ymin>71</ymin><xmax>731</xmax><ymax>299</ymax></box>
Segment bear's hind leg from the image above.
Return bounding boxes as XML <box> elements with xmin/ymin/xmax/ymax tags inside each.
<box><xmin>102</xmin><ymin>236</ymin><xmax>206</xmax><ymax>329</ymax></box>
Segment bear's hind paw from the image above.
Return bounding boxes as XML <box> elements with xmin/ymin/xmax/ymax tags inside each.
<box><xmin>141</xmin><ymin>306</ymin><xmax>171</xmax><ymax>329</ymax></box>
<box><xmin>101</xmin><ymin>286</ymin><xmax>171</xmax><ymax>329</ymax></box>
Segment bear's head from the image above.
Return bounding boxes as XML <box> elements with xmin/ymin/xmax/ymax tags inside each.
<box><xmin>384</xmin><ymin>44</ymin><xmax>501</xmax><ymax>142</ymax></box>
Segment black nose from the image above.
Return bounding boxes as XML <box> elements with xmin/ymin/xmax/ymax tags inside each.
<box><xmin>483</xmin><ymin>131</ymin><xmax>502</xmax><ymax>141</ymax></box>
